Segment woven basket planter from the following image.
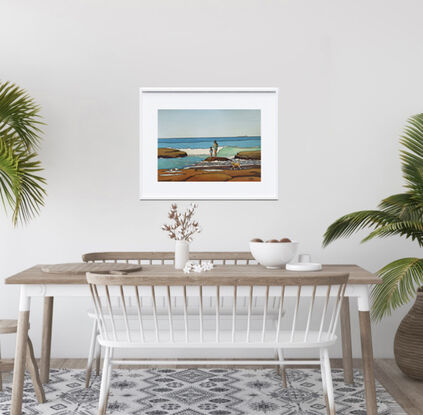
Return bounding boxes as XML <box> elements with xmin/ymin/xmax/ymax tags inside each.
<box><xmin>394</xmin><ymin>291</ymin><xmax>423</xmax><ymax>380</ymax></box>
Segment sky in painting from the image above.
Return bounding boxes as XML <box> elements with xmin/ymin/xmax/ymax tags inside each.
<box><xmin>158</xmin><ymin>109</ymin><xmax>261</xmax><ymax>138</ymax></box>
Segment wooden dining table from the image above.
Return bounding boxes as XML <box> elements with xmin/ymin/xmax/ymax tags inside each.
<box><xmin>5</xmin><ymin>258</ymin><xmax>381</xmax><ymax>415</ymax></box>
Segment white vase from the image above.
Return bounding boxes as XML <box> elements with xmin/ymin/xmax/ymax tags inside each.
<box><xmin>175</xmin><ymin>240</ymin><xmax>189</xmax><ymax>269</ymax></box>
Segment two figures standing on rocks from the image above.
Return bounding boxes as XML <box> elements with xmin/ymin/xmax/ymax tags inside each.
<box><xmin>209</xmin><ymin>140</ymin><xmax>219</xmax><ymax>158</ymax></box>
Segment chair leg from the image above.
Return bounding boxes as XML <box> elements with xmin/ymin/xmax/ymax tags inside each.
<box><xmin>322</xmin><ymin>348</ymin><xmax>336</xmax><ymax>415</ymax></box>
<box><xmin>86</xmin><ymin>320</ymin><xmax>98</xmax><ymax>388</ymax></box>
<box><xmin>320</xmin><ymin>349</ymin><xmax>329</xmax><ymax>415</ymax></box>
<box><xmin>105</xmin><ymin>349</ymin><xmax>113</xmax><ymax>396</ymax></box>
<box><xmin>274</xmin><ymin>351</ymin><xmax>280</xmax><ymax>375</ymax></box>
<box><xmin>97</xmin><ymin>347</ymin><xmax>111</xmax><ymax>415</ymax></box>
<box><xmin>0</xmin><ymin>341</ymin><xmax>3</xmax><ymax>392</ymax></box>
<box><xmin>95</xmin><ymin>339</ymin><xmax>102</xmax><ymax>376</ymax></box>
<box><xmin>277</xmin><ymin>348</ymin><xmax>287</xmax><ymax>388</ymax></box>
<box><xmin>25</xmin><ymin>337</ymin><xmax>46</xmax><ymax>403</ymax></box>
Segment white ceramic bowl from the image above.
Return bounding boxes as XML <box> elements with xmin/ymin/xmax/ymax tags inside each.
<box><xmin>249</xmin><ymin>241</ymin><xmax>299</xmax><ymax>269</ymax></box>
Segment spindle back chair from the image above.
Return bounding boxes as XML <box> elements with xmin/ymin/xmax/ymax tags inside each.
<box><xmin>87</xmin><ymin>271</ymin><xmax>348</xmax><ymax>415</ymax></box>
<box><xmin>82</xmin><ymin>251</ymin><xmax>255</xmax><ymax>264</ymax></box>
<box><xmin>82</xmin><ymin>251</ymin><xmax>256</xmax><ymax>386</ymax></box>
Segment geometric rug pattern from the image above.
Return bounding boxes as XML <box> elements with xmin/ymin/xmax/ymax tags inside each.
<box><xmin>0</xmin><ymin>368</ymin><xmax>405</xmax><ymax>414</ymax></box>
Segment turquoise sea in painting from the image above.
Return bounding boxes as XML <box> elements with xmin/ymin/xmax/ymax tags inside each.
<box><xmin>158</xmin><ymin>136</ymin><xmax>261</xmax><ymax>170</ymax></box>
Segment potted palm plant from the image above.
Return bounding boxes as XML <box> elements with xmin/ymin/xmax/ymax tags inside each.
<box><xmin>0</xmin><ymin>81</ymin><xmax>46</xmax><ymax>224</ymax></box>
<box><xmin>323</xmin><ymin>113</ymin><xmax>423</xmax><ymax>379</ymax></box>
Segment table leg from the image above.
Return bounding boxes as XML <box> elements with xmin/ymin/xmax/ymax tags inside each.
<box><xmin>11</xmin><ymin>287</ymin><xmax>31</xmax><ymax>415</ymax></box>
<box><xmin>40</xmin><ymin>297</ymin><xmax>54</xmax><ymax>383</ymax></box>
<box><xmin>358</xmin><ymin>287</ymin><xmax>377</xmax><ymax>415</ymax></box>
<box><xmin>340</xmin><ymin>297</ymin><xmax>354</xmax><ymax>384</ymax></box>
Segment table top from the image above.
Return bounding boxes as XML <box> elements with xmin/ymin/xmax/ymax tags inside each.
<box><xmin>5</xmin><ymin>264</ymin><xmax>380</xmax><ymax>285</ymax></box>
<box><xmin>40</xmin><ymin>262</ymin><xmax>142</xmax><ymax>274</ymax></box>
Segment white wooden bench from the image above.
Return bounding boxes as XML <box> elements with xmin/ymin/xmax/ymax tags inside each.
<box><xmin>87</xmin><ymin>270</ymin><xmax>348</xmax><ymax>415</ymax></box>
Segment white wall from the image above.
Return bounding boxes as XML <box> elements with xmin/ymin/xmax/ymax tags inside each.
<box><xmin>1</xmin><ymin>0</ymin><xmax>423</xmax><ymax>359</ymax></box>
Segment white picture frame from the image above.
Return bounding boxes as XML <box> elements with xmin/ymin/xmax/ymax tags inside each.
<box><xmin>139</xmin><ymin>87</ymin><xmax>278</xmax><ymax>200</ymax></box>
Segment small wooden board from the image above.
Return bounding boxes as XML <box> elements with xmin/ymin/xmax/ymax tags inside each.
<box><xmin>41</xmin><ymin>262</ymin><xmax>142</xmax><ymax>275</ymax></box>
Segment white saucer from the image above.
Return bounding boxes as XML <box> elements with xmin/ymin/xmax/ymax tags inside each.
<box><xmin>286</xmin><ymin>262</ymin><xmax>322</xmax><ymax>271</ymax></box>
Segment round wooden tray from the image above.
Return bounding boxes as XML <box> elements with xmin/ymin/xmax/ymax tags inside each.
<box><xmin>41</xmin><ymin>262</ymin><xmax>142</xmax><ymax>274</ymax></box>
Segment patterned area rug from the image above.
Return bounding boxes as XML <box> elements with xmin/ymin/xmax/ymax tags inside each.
<box><xmin>0</xmin><ymin>368</ymin><xmax>404</xmax><ymax>414</ymax></box>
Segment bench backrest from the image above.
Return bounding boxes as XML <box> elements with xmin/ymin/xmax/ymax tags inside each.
<box><xmin>86</xmin><ymin>271</ymin><xmax>348</xmax><ymax>347</ymax></box>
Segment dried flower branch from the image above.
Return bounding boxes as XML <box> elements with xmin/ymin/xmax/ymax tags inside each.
<box><xmin>162</xmin><ymin>203</ymin><xmax>201</xmax><ymax>242</ymax></box>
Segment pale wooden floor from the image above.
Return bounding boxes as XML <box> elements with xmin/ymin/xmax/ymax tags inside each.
<box><xmin>45</xmin><ymin>358</ymin><xmax>423</xmax><ymax>414</ymax></box>
<box><xmin>373</xmin><ymin>359</ymin><xmax>423</xmax><ymax>415</ymax></box>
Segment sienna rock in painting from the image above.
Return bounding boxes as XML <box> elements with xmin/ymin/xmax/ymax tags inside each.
<box><xmin>157</xmin><ymin>109</ymin><xmax>261</xmax><ymax>182</ymax></box>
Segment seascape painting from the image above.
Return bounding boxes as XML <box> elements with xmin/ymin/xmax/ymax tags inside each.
<box><xmin>157</xmin><ymin>109</ymin><xmax>261</xmax><ymax>182</ymax></box>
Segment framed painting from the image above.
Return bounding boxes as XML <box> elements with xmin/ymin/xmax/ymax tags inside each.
<box><xmin>139</xmin><ymin>87</ymin><xmax>278</xmax><ymax>199</ymax></box>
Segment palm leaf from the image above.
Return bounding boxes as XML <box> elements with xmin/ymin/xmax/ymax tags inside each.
<box><xmin>378</xmin><ymin>193</ymin><xmax>423</xmax><ymax>220</ymax></box>
<box><xmin>371</xmin><ymin>258</ymin><xmax>423</xmax><ymax>321</ymax></box>
<box><xmin>400</xmin><ymin>114</ymin><xmax>423</xmax><ymax>194</ymax></box>
<box><xmin>0</xmin><ymin>140</ymin><xmax>46</xmax><ymax>225</ymax></box>
<box><xmin>361</xmin><ymin>221</ymin><xmax>423</xmax><ymax>245</ymax></box>
<box><xmin>322</xmin><ymin>210</ymin><xmax>398</xmax><ymax>247</ymax></box>
<box><xmin>0</xmin><ymin>82</ymin><xmax>44</xmax><ymax>150</ymax></box>
<box><xmin>0</xmin><ymin>81</ymin><xmax>46</xmax><ymax>225</ymax></box>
